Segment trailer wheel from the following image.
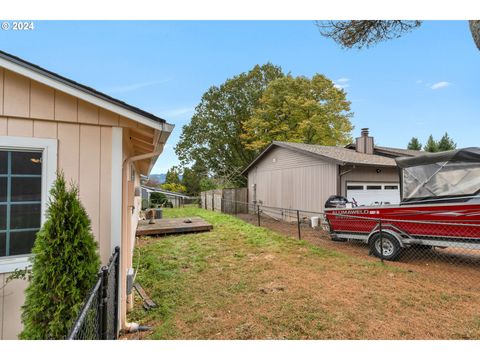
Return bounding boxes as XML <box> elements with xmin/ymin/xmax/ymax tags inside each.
<box><xmin>370</xmin><ymin>233</ymin><xmax>402</xmax><ymax>261</ymax></box>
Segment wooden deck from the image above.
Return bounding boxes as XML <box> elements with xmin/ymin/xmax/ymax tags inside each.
<box><xmin>136</xmin><ymin>217</ymin><xmax>213</xmax><ymax>236</ymax></box>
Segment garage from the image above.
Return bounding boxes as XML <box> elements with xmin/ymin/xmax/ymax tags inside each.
<box><xmin>346</xmin><ymin>182</ymin><xmax>400</xmax><ymax>206</ymax></box>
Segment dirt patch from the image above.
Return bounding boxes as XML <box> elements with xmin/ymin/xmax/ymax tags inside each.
<box><xmin>236</xmin><ymin>213</ymin><xmax>480</xmax><ymax>292</ymax></box>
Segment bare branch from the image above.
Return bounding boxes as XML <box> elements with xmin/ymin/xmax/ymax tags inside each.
<box><xmin>316</xmin><ymin>20</ymin><xmax>423</xmax><ymax>49</ymax></box>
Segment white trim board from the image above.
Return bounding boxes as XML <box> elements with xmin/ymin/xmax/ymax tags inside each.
<box><xmin>0</xmin><ymin>57</ymin><xmax>174</xmax><ymax>134</ymax></box>
<box><xmin>0</xmin><ymin>136</ymin><xmax>57</xmax><ymax>273</ymax></box>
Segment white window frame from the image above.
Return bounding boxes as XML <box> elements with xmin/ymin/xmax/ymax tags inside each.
<box><xmin>0</xmin><ymin>136</ymin><xmax>57</xmax><ymax>273</ymax></box>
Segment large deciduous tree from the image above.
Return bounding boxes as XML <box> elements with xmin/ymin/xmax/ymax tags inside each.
<box><xmin>317</xmin><ymin>20</ymin><xmax>480</xmax><ymax>51</ymax></box>
<box><xmin>175</xmin><ymin>63</ymin><xmax>285</xmax><ymax>187</ymax></box>
<box><xmin>241</xmin><ymin>74</ymin><xmax>353</xmax><ymax>151</ymax></box>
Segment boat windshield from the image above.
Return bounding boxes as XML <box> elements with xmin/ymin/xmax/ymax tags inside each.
<box><xmin>402</xmin><ymin>161</ymin><xmax>480</xmax><ymax>201</ymax></box>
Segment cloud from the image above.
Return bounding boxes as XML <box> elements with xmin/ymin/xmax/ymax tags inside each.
<box><xmin>334</xmin><ymin>77</ymin><xmax>350</xmax><ymax>90</ymax></box>
<box><xmin>104</xmin><ymin>80</ymin><xmax>167</xmax><ymax>94</ymax></box>
<box><xmin>430</xmin><ymin>81</ymin><xmax>451</xmax><ymax>90</ymax></box>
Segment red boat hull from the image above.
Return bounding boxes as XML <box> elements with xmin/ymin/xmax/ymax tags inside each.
<box><xmin>325</xmin><ymin>202</ymin><xmax>480</xmax><ymax>241</ymax></box>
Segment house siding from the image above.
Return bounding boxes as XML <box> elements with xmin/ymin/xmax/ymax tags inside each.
<box><xmin>0</xmin><ymin>68</ymin><xmax>138</xmax><ymax>339</ymax></box>
<box><xmin>247</xmin><ymin>146</ymin><xmax>338</xmax><ymax>213</ymax></box>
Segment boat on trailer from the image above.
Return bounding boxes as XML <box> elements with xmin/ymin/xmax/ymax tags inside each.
<box><xmin>324</xmin><ymin>148</ymin><xmax>480</xmax><ymax>260</ymax></box>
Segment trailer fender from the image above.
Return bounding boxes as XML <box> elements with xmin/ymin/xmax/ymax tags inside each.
<box><xmin>367</xmin><ymin>229</ymin><xmax>405</xmax><ymax>248</ymax></box>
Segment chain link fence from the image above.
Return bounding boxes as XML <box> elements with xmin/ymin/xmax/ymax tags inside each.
<box><xmin>215</xmin><ymin>199</ymin><xmax>480</xmax><ymax>289</ymax></box>
<box><xmin>67</xmin><ymin>247</ymin><xmax>120</xmax><ymax>340</ymax></box>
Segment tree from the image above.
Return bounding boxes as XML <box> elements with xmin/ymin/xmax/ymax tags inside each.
<box><xmin>199</xmin><ymin>177</ymin><xmax>217</xmax><ymax>192</ymax></box>
<box><xmin>149</xmin><ymin>192</ymin><xmax>168</xmax><ymax>207</ymax></box>
<box><xmin>423</xmin><ymin>135</ymin><xmax>438</xmax><ymax>152</ymax></box>
<box><xmin>437</xmin><ymin>132</ymin><xmax>457</xmax><ymax>151</ymax></box>
<box><xmin>20</xmin><ymin>173</ymin><xmax>100</xmax><ymax>339</ymax></box>
<box><xmin>175</xmin><ymin>63</ymin><xmax>285</xmax><ymax>187</ymax></box>
<box><xmin>165</xmin><ymin>166</ymin><xmax>181</xmax><ymax>185</ymax></box>
<box><xmin>407</xmin><ymin>137</ymin><xmax>422</xmax><ymax>150</ymax></box>
<box><xmin>181</xmin><ymin>161</ymin><xmax>209</xmax><ymax>196</ymax></box>
<box><xmin>160</xmin><ymin>183</ymin><xmax>187</xmax><ymax>193</ymax></box>
<box><xmin>470</xmin><ymin>20</ymin><xmax>480</xmax><ymax>51</ymax></box>
<box><xmin>317</xmin><ymin>20</ymin><xmax>480</xmax><ymax>51</ymax></box>
<box><xmin>241</xmin><ymin>74</ymin><xmax>353</xmax><ymax>151</ymax></box>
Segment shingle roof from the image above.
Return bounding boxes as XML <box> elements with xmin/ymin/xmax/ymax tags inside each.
<box><xmin>374</xmin><ymin>146</ymin><xmax>425</xmax><ymax>157</ymax></box>
<box><xmin>274</xmin><ymin>141</ymin><xmax>398</xmax><ymax>166</ymax></box>
<box><xmin>242</xmin><ymin>141</ymin><xmax>402</xmax><ymax>174</ymax></box>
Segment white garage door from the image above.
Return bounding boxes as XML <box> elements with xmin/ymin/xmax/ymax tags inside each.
<box><xmin>346</xmin><ymin>182</ymin><xmax>400</xmax><ymax>206</ymax></box>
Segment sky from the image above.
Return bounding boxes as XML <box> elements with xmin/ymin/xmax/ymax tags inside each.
<box><xmin>0</xmin><ymin>21</ymin><xmax>478</xmax><ymax>174</ymax></box>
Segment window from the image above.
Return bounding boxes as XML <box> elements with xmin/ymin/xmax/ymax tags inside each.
<box><xmin>384</xmin><ymin>185</ymin><xmax>398</xmax><ymax>190</ymax></box>
<box><xmin>0</xmin><ymin>136</ymin><xmax>56</xmax><ymax>271</ymax></box>
<box><xmin>347</xmin><ymin>185</ymin><xmax>364</xmax><ymax>190</ymax></box>
<box><xmin>0</xmin><ymin>150</ymin><xmax>42</xmax><ymax>257</ymax></box>
<box><xmin>366</xmin><ymin>185</ymin><xmax>382</xmax><ymax>190</ymax></box>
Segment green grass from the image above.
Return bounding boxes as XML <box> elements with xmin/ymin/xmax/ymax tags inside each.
<box><xmin>127</xmin><ymin>207</ymin><xmax>480</xmax><ymax>340</ymax></box>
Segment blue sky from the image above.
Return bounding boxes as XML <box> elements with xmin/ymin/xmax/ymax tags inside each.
<box><xmin>0</xmin><ymin>21</ymin><xmax>478</xmax><ymax>173</ymax></box>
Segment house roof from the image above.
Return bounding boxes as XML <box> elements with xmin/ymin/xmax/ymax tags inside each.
<box><xmin>345</xmin><ymin>143</ymin><xmax>424</xmax><ymax>157</ymax></box>
<box><xmin>0</xmin><ymin>50</ymin><xmax>173</xmax><ymax>132</ymax></box>
<box><xmin>242</xmin><ymin>141</ymin><xmax>411</xmax><ymax>174</ymax></box>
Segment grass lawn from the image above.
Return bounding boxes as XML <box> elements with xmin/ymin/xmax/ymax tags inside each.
<box><xmin>127</xmin><ymin>207</ymin><xmax>480</xmax><ymax>339</ymax></box>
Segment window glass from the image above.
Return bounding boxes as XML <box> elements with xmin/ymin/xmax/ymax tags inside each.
<box><xmin>347</xmin><ymin>185</ymin><xmax>363</xmax><ymax>190</ymax></box>
<box><xmin>384</xmin><ymin>185</ymin><xmax>398</xmax><ymax>190</ymax></box>
<box><xmin>0</xmin><ymin>151</ymin><xmax>6</xmax><ymax>174</ymax></box>
<box><xmin>11</xmin><ymin>151</ymin><xmax>42</xmax><ymax>175</ymax></box>
<box><xmin>11</xmin><ymin>177</ymin><xmax>42</xmax><ymax>202</ymax></box>
<box><xmin>10</xmin><ymin>204</ymin><xmax>41</xmax><ymax>229</ymax></box>
<box><xmin>0</xmin><ymin>205</ymin><xmax>5</xmax><ymax>230</ymax></box>
<box><xmin>0</xmin><ymin>233</ymin><xmax>5</xmax><ymax>257</ymax></box>
<box><xmin>1</xmin><ymin>150</ymin><xmax>42</xmax><ymax>257</ymax></box>
<box><xmin>367</xmin><ymin>185</ymin><xmax>382</xmax><ymax>190</ymax></box>
<box><xmin>10</xmin><ymin>231</ymin><xmax>37</xmax><ymax>256</ymax></box>
<box><xmin>0</xmin><ymin>177</ymin><xmax>6</xmax><ymax>202</ymax></box>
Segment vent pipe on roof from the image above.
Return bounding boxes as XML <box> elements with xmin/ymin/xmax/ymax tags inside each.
<box><xmin>355</xmin><ymin>128</ymin><xmax>374</xmax><ymax>154</ymax></box>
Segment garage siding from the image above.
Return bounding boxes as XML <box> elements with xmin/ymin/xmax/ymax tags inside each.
<box><xmin>247</xmin><ymin>146</ymin><xmax>338</xmax><ymax>213</ymax></box>
<box><xmin>340</xmin><ymin>165</ymin><xmax>400</xmax><ymax>196</ymax></box>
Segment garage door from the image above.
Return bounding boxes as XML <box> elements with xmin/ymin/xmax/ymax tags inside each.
<box><xmin>346</xmin><ymin>183</ymin><xmax>400</xmax><ymax>206</ymax></box>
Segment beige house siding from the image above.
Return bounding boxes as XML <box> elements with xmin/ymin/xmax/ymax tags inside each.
<box><xmin>0</xmin><ymin>67</ymin><xmax>158</xmax><ymax>339</ymax></box>
<box><xmin>339</xmin><ymin>165</ymin><xmax>399</xmax><ymax>196</ymax></box>
<box><xmin>247</xmin><ymin>146</ymin><xmax>338</xmax><ymax>213</ymax></box>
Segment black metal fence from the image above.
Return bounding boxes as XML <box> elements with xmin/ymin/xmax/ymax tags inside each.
<box><xmin>214</xmin><ymin>199</ymin><xmax>480</xmax><ymax>289</ymax></box>
<box><xmin>67</xmin><ymin>246</ymin><xmax>120</xmax><ymax>340</ymax></box>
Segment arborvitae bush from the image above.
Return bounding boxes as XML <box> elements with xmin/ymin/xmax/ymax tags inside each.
<box><xmin>19</xmin><ymin>172</ymin><xmax>100</xmax><ymax>339</ymax></box>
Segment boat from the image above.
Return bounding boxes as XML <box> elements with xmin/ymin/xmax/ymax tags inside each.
<box><xmin>324</xmin><ymin>148</ymin><xmax>480</xmax><ymax>260</ymax></box>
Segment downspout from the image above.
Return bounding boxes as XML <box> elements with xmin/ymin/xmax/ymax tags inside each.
<box><xmin>122</xmin><ymin>150</ymin><xmax>161</xmax><ymax>332</ymax></box>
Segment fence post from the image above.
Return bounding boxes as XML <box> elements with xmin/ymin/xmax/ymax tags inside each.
<box><xmin>379</xmin><ymin>219</ymin><xmax>384</xmax><ymax>263</ymax></box>
<box><xmin>95</xmin><ymin>270</ymin><xmax>104</xmax><ymax>339</ymax></box>
<box><xmin>113</xmin><ymin>246</ymin><xmax>120</xmax><ymax>338</ymax></box>
<box><xmin>211</xmin><ymin>191</ymin><xmax>214</xmax><ymax>211</ymax></box>
<box><xmin>234</xmin><ymin>198</ymin><xmax>237</xmax><ymax>216</ymax></box>
<box><xmin>257</xmin><ymin>205</ymin><xmax>261</xmax><ymax>226</ymax></box>
<box><xmin>100</xmin><ymin>265</ymin><xmax>109</xmax><ymax>340</ymax></box>
<box><xmin>297</xmin><ymin>210</ymin><xmax>301</xmax><ymax>240</ymax></box>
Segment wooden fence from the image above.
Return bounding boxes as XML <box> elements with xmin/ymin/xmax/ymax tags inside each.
<box><xmin>200</xmin><ymin>188</ymin><xmax>248</xmax><ymax>213</ymax></box>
